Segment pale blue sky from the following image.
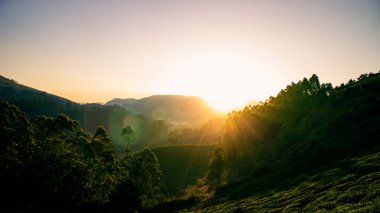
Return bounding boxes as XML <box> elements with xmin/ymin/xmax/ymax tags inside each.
<box><xmin>1</xmin><ymin>0</ymin><xmax>379</xmax><ymax>110</ymax></box>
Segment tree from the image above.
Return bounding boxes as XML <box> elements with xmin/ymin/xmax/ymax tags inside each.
<box><xmin>121</xmin><ymin>147</ymin><xmax>134</xmax><ymax>178</ymax></box>
<box><xmin>0</xmin><ymin>101</ymin><xmax>35</xmax><ymax>209</ymax></box>
<box><xmin>309</xmin><ymin>74</ymin><xmax>321</xmax><ymax>94</ymax></box>
<box><xmin>0</xmin><ymin>102</ymin><xmax>150</xmax><ymax>211</ymax></box>
<box><xmin>131</xmin><ymin>148</ymin><xmax>166</xmax><ymax>207</ymax></box>
<box><xmin>93</xmin><ymin>126</ymin><xmax>117</xmax><ymax>163</ymax></box>
<box><xmin>121</xmin><ymin>125</ymin><xmax>134</xmax><ymax>145</ymax></box>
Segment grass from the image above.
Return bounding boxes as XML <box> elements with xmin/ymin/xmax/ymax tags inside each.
<box><xmin>179</xmin><ymin>151</ymin><xmax>380</xmax><ymax>212</ymax></box>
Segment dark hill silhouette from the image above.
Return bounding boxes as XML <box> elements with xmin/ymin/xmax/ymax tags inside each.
<box><xmin>0</xmin><ymin>75</ymin><xmax>80</xmax><ymax>117</ymax></box>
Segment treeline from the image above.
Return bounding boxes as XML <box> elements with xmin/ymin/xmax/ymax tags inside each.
<box><xmin>0</xmin><ymin>101</ymin><xmax>166</xmax><ymax>212</ymax></box>
<box><xmin>206</xmin><ymin>72</ymin><xmax>380</xmax><ymax>191</ymax></box>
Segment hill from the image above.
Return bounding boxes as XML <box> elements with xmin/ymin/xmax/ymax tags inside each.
<box><xmin>151</xmin><ymin>144</ymin><xmax>217</xmax><ymax>195</ymax></box>
<box><xmin>106</xmin><ymin>95</ymin><xmax>217</xmax><ymax>125</ymax></box>
<box><xmin>0</xmin><ymin>75</ymin><xmax>80</xmax><ymax>118</ymax></box>
<box><xmin>1</xmin><ymin>72</ymin><xmax>379</xmax><ymax>212</ymax></box>
<box><xmin>106</xmin><ymin>98</ymin><xmax>137</xmax><ymax>106</ymax></box>
<box><xmin>180</xmin><ymin>150</ymin><xmax>380</xmax><ymax>212</ymax></box>
<box><xmin>173</xmin><ymin>72</ymin><xmax>380</xmax><ymax>212</ymax></box>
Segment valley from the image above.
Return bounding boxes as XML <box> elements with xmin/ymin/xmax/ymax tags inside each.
<box><xmin>1</xmin><ymin>72</ymin><xmax>379</xmax><ymax>212</ymax></box>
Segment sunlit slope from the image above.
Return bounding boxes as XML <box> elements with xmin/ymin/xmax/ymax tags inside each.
<box><xmin>180</xmin><ymin>150</ymin><xmax>380</xmax><ymax>212</ymax></box>
<box><xmin>151</xmin><ymin>144</ymin><xmax>217</xmax><ymax>195</ymax></box>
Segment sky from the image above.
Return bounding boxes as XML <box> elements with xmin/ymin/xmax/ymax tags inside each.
<box><xmin>1</xmin><ymin>0</ymin><xmax>379</xmax><ymax>111</ymax></box>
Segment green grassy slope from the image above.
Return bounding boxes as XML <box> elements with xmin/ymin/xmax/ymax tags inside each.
<box><xmin>180</xmin><ymin>150</ymin><xmax>380</xmax><ymax>212</ymax></box>
<box><xmin>152</xmin><ymin>144</ymin><xmax>217</xmax><ymax>195</ymax></box>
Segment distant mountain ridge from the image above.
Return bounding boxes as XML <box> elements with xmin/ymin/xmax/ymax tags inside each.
<box><xmin>0</xmin><ymin>75</ymin><xmax>217</xmax><ymax>124</ymax></box>
<box><xmin>106</xmin><ymin>95</ymin><xmax>216</xmax><ymax>124</ymax></box>
<box><xmin>106</xmin><ymin>98</ymin><xmax>137</xmax><ymax>106</ymax></box>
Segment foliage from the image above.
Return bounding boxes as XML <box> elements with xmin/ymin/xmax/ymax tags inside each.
<box><xmin>195</xmin><ymin>72</ymin><xmax>380</xmax><ymax>211</ymax></box>
<box><xmin>184</xmin><ymin>178</ymin><xmax>212</xmax><ymax>202</ymax></box>
<box><xmin>2</xmin><ymin>71</ymin><xmax>379</xmax><ymax>212</ymax></box>
<box><xmin>130</xmin><ymin>148</ymin><xmax>166</xmax><ymax>207</ymax></box>
<box><xmin>121</xmin><ymin>125</ymin><xmax>134</xmax><ymax>145</ymax></box>
<box><xmin>212</xmin><ymin>72</ymin><xmax>380</xmax><ymax>184</ymax></box>
<box><xmin>0</xmin><ymin>101</ymin><xmax>166</xmax><ymax>212</ymax></box>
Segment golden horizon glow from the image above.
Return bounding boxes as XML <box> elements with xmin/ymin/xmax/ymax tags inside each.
<box><xmin>203</xmin><ymin>96</ymin><xmax>249</xmax><ymax>113</ymax></box>
<box><xmin>160</xmin><ymin>50</ymin><xmax>270</xmax><ymax>112</ymax></box>
<box><xmin>1</xmin><ymin>1</ymin><xmax>379</xmax><ymax>108</ymax></box>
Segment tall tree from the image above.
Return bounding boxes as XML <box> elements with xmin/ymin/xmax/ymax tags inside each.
<box><xmin>131</xmin><ymin>148</ymin><xmax>166</xmax><ymax>207</ymax></box>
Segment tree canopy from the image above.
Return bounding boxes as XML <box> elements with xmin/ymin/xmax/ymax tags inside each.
<box><xmin>0</xmin><ymin>101</ymin><xmax>166</xmax><ymax>212</ymax></box>
<box><xmin>206</xmin><ymin>73</ymin><xmax>380</xmax><ymax>188</ymax></box>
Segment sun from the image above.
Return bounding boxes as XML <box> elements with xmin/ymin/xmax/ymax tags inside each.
<box><xmin>202</xmin><ymin>94</ymin><xmax>250</xmax><ymax>113</ymax></box>
<box><xmin>157</xmin><ymin>49</ymin><xmax>273</xmax><ymax>112</ymax></box>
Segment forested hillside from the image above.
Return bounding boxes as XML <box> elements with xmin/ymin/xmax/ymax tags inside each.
<box><xmin>184</xmin><ymin>72</ymin><xmax>380</xmax><ymax>212</ymax></box>
<box><xmin>0</xmin><ymin>101</ymin><xmax>166</xmax><ymax>212</ymax></box>
<box><xmin>207</xmin><ymin>73</ymin><xmax>380</xmax><ymax>186</ymax></box>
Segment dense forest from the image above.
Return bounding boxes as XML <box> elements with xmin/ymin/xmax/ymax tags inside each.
<box><xmin>0</xmin><ymin>101</ymin><xmax>167</xmax><ymax>212</ymax></box>
<box><xmin>194</xmin><ymin>72</ymin><xmax>380</xmax><ymax>211</ymax></box>
<box><xmin>1</xmin><ymin>72</ymin><xmax>380</xmax><ymax>212</ymax></box>
<box><xmin>207</xmin><ymin>72</ymin><xmax>380</xmax><ymax>187</ymax></box>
